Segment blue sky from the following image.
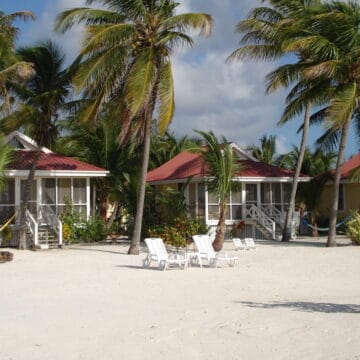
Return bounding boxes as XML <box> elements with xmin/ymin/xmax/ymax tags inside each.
<box><xmin>2</xmin><ymin>0</ymin><xmax>359</xmax><ymax>158</ymax></box>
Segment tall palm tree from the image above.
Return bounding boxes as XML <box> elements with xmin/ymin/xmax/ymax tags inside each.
<box><xmin>193</xmin><ymin>130</ymin><xmax>242</xmax><ymax>251</ymax></box>
<box><xmin>55</xmin><ymin>0</ymin><xmax>213</xmax><ymax>254</ymax></box>
<box><xmin>228</xmin><ymin>0</ymin><xmax>327</xmax><ymax>242</ymax></box>
<box><xmin>0</xmin><ymin>40</ymin><xmax>74</xmax><ymax>248</ymax></box>
<box><xmin>0</xmin><ymin>10</ymin><xmax>35</xmax><ymax>113</ymax></box>
<box><xmin>284</xmin><ymin>1</ymin><xmax>360</xmax><ymax>246</ymax></box>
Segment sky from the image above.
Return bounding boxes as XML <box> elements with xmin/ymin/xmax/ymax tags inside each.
<box><xmin>2</xmin><ymin>0</ymin><xmax>359</xmax><ymax>158</ymax></box>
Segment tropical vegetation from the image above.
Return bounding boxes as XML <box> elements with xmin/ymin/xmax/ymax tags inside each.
<box><xmin>55</xmin><ymin>0</ymin><xmax>213</xmax><ymax>254</ymax></box>
<box><xmin>192</xmin><ymin>130</ymin><xmax>242</xmax><ymax>251</ymax></box>
<box><xmin>0</xmin><ymin>1</ymin><xmax>359</xmax><ymax>250</ymax></box>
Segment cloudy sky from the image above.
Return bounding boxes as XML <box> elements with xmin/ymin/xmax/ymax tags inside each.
<box><xmin>2</xmin><ymin>0</ymin><xmax>358</xmax><ymax>157</ymax></box>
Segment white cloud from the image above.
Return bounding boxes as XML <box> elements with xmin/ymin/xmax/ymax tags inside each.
<box><xmin>18</xmin><ymin>0</ymin><xmax>356</xmax><ymax>154</ymax></box>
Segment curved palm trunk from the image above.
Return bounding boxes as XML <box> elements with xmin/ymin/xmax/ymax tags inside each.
<box><xmin>128</xmin><ymin>114</ymin><xmax>152</xmax><ymax>255</ymax></box>
<box><xmin>212</xmin><ymin>202</ymin><xmax>227</xmax><ymax>251</ymax></box>
<box><xmin>327</xmin><ymin>119</ymin><xmax>351</xmax><ymax>247</ymax></box>
<box><xmin>282</xmin><ymin>102</ymin><xmax>311</xmax><ymax>242</ymax></box>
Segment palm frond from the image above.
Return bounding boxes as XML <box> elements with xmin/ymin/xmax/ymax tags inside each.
<box><xmin>157</xmin><ymin>61</ymin><xmax>175</xmax><ymax>135</ymax></box>
<box><xmin>124</xmin><ymin>48</ymin><xmax>157</xmax><ymax>117</ymax></box>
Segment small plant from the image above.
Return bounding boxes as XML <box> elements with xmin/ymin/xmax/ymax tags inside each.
<box><xmin>346</xmin><ymin>212</ymin><xmax>360</xmax><ymax>245</ymax></box>
<box><xmin>148</xmin><ymin>217</ymin><xmax>207</xmax><ymax>249</ymax></box>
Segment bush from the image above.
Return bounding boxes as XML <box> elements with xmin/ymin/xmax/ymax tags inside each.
<box><xmin>61</xmin><ymin>200</ymin><xmax>108</xmax><ymax>243</ymax></box>
<box><xmin>346</xmin><ymin>212</ymin><xmax>360</xmax><ymax>245</ymax></box>
<box><xmin>148</xmin><ymin>217</ymin><xmax>208</xmax><ymax>250</ymax></box>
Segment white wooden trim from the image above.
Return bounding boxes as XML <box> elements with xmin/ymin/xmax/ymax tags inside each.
<box><xmin>86</xmin><ymin>178</ymin><xmax>90</xmax><ymax>219</ymax></box>
<box><xmin>5</xmin><ymin>170</ymin><xmax>108</xmax><ymax>178</ymax></box>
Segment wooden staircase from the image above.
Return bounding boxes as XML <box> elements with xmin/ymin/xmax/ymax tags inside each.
<box><xmin>37</xmin><ymin>224</ymin><xmax>59</xmax><ymax>248</ymax></box>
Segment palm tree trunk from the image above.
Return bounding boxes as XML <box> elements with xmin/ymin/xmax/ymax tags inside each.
<box><xmin>282</xmin><ymin>101</ymin><xmax>311</xmax><ymax>242</ymax></box>
<box><xmin>19</xmin><ymin>149</ymin><xmax>42</xmax><ymax>249</ymax></box>
<box><xmin>128</xmin><ymin>113</ymin><xmax>152</xmax><ymax>255</ymax></box>
<box><xmin>212</xmin><ymin>202</ymin><xmax>227</xmax><ymax>251</ymax></box>
<box><xmin>327</xmin><ymin>119</ymin><xmax>351</xmax><ymax>247</ymax></box>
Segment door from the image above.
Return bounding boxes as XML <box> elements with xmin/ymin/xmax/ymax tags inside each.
<box><xmin>245</xmin><ymin>183</ymin><xmax>258</xmax><ymax>218</ymax></box>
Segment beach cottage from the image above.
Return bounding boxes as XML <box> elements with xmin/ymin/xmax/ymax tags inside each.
<box><xmin>147</xmin><ymin>143</ymin><xmax>310</xmax><ymax>240</ymax></box>
<box><xmin>317</xmin><ymin>153</ymin><xmax>360</xmax><ymax>218</ymax></box>
<box><xmin>0</xmin><ymin>131</ymin><xmax>108</xmax><ymax>248</ymax></box>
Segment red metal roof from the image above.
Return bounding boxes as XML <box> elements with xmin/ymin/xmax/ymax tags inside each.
<box><xmin>337</xmin><ymin>153</ymin><xmax>360</xmax><ymax>179</ymax></box>
<box><xmin>147</xmin><ymin>151</ymin><xmax>302</xmax><ymax>182</ymax></box>
<box><xmin>8</xmin><ymin>151</ymin><xmax>107</xmax><ymax>172</ymax></box>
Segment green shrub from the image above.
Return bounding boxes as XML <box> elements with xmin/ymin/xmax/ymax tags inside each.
<box><xmin>61</xmin><ymin>199</ymin><xmax>108</xmax><ymax>243</ymax></box>
<box><xmin>346</xmin><ymin>212</ymin><xmax>360</xmax><ymax>245</ymax></box>
<box><xmin>148</xmin><ymin>217</ymin><xmax>208</xmax><ymax>249</ymax></box>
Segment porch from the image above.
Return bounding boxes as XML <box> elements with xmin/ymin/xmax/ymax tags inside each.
<box><xmin>0</xmin><ymin>177</ymin><xmax>96</xmax><ymax>248</ymax></box>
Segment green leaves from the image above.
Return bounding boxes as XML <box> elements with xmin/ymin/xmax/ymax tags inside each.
<box><xmin>125</xmin><ymin>48</ymin><xmax>157</xmax><ymax>117</ymax></box>
<box><xmin>157</xmin><ymin>61</ymin><xmax>174</xmax><ymax>135</ymax></box>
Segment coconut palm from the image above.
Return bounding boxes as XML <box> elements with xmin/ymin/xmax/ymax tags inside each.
<box><xmin>55</xmin><ymin>0</ymin><xmax>213</xmax><ymax>254</ymax></box>
<box><xmin>284</xmin><ymin>1</ymin><xmax>360</xmax><ymax>246</ymax></box>
<box><xmin>193</xmin><ymin>130</ymin><xmax>242</xmax><ymax>251</ymax></box>
<box><xmin>228</xmin><ymin>0</ymin><xmax>330</xmax><ymax>242</ymax></box>
<box><xmin>0</xmin><ymin>10</ymin><xmax>35</xmax><ymax>113</ymax></box>
<box><xmin>0</xmin><ymin>40</ymin><xmax>74</xmax><ymax>248</ymax></box>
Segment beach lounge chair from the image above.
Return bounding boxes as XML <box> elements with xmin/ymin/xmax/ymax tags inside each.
<box><xmin>192</xmin><ymin>235</ymin><xmax>238</xmax><ymax>267</ymax></box>
<box><xmin>232</xmin><ymin>237</ymin><xmax>247</xmax><ymax>251</ymax></box>
<box><xmin>143</xmin><ymin>238</ymin><xmax>189</xmax><ymax>271</ymax></box>
<box><xmin>244</xmin><ymin>238</ymin><xmax>256</xmax><ymax>249</ymax></box>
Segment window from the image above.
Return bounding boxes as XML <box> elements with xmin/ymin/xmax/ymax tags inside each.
<box><xmin>41</xmin><ymin>178</ymin><xmax>88</xmax><ymax>216</ymax></box>
<box><xmin>207</xmin><ymin>186</ymin><xmax>243</xmax><ymax>221</ymax></box>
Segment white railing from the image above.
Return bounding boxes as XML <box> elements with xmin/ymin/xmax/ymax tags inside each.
<box><xmin>25</xmin><ymin>209</ymin><xmax>38</xmax><ymax>246</ymax></box>
<box><xmin>39</xmin><ymin>205</ymin><xmax>63</xmax><ymax>246</ymax></box>
<box><xmin>259</xmin><ymin>204</ymin><xmax>283</xmax><ymax>225</ymax></box>
<box><xmin>245</xmin><ymin>204</ymin><xmax>276</xmax><ymax>240</ymax></box>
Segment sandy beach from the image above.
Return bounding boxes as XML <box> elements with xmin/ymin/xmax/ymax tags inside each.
<box><xmin>1</xmin><ymin>237</ymin><xmax>360</xmax><ymax>360</ymax></box>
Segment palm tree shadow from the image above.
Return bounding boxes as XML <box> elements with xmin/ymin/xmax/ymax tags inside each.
<box><xmin>235</xmin><ymin>301</ymin><xmax>360</xmax><ymax>314</ymax></box>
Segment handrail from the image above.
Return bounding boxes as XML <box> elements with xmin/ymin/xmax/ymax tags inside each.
<box><xmin>245</xmin><ymin>204</ymin><xmax>276</xmax><ymax>240</ymax></box>
<box><xmin>259</xmin><ymin>204</ymin><xmax>283</xmax><ymax>224</ymax></box>
<box><xmin>39</xmin><ymin>205</ymin><xmax>62</xmax><ymax>246</ymax></box>
<box><xmin>25</xmin><ymin>209</ymin><xmax>38</xmax><ymax>245</ymax></box>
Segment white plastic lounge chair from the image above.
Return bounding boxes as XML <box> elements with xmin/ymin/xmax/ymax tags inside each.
<box><xmin>232</xmin><ymin>237</ymin><xmax>247</xmax><ymax>251</ymax></box>
<box><xmin>192</xmin><ymin>235</ymin><xmax>238</xmax><ymax>267</ymax></box>
<box><xmin>143</xmin><ymin>238</ymin><xmax>189</xmax><ymax>271</ymax></box>
<box><xmin>244</xmin><ymin>238</ymin><xmax>256</xmax><ymax>249</ymax></box>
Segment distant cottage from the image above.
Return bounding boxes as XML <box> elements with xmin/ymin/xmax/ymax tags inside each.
<box><xmin>147</xmin><ymin>143</ymin><xmax>310</xmax><ymax>240</ymax></box>
<box><xmin>0</xmin><ymin>131</ymin><xmax>108</xmax><ymax>248</ymax></box>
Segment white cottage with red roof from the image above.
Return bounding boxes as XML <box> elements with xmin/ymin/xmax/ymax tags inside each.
<box><xmin>147</xmin><ymin>143</ymin><xmax>310</xmax><ymax>240</ymax></box>
<box><xmin>1</xmin><ymin>131</ymin><xmax>108</xmax><ymax>248</ymax></box>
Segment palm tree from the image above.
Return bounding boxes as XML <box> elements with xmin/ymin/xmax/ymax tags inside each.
<box><xmin>149</xmin><ymin>131</ymin><xmax>201</xmax><ymax>169</ymax></box>
<box><xmin>0</xmin><ymin>10</ymin><xmax>35</xmax><ymax>113</ymax></box>
<box><xmin>193</xmin><ymin>130</ymin><xmax>242</xmax><ymax>251</ymax></box>
<box><xmin>56</xmin><ymin>112</ymin><xmax>142</xmax><ymax>223</ymax></box>
<box><xmin>0</xmin><ymin>134</ymin><xmax>13</xmax><ymax>191</ymax></box>
<box><xmin>0</xmin><ymin>40</ymin><xmax>74</xmax><ymax>248</ymax></box>
<box><xmin>283</xmin><ymin>1</ymin><xmax>360</xmax><ymax>246</ymax></box>
<box><xmin>228</xmin><ymin>0</ymin><xmax>329</xmax><ymax>242</ymax></box>
<box><xmin>247</xmin><ymin>134</ymin><xmax>280</xmax><ymax>165</ymax></box>
<box><xmin>55</xmin><ymin>0</ymin><xmax>213</xmax><ymax>254</ymax></box>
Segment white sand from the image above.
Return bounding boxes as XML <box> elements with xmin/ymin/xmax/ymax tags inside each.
<box><xmin>1</xmin><ymin>237</ymin><xmax>360</xmax><ymax>360</ymax></box>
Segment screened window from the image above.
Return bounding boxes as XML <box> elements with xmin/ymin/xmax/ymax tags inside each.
<box><xmin>41</xmin><ymin>178</ymin><xmax>87</xmax><ymax>216</ymax></box>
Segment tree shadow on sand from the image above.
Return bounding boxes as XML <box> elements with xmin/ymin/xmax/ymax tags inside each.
<box><xmin>236</xmin><ymin>301</ymin><xmax>360</xmax><ymax>314</ymax></box>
